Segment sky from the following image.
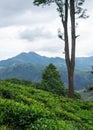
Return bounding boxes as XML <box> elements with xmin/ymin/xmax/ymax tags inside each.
<box><xmin>0</xmin><ymin>0</ymin><xmax>93</xmax><ymax>60</ymax></box>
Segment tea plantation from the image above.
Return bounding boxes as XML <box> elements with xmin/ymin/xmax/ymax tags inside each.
<box><xmin>0</xmin><ymin>80</ymin><xmax>93</xmax><ymax>130</ymax></box>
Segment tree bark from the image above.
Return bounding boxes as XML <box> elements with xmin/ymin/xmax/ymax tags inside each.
<box><xmin>68</xmin><ymin>67</ymin><xmax>74</xmax><ymax>98</ymax></box>
<box><xmin>63</xmin><ymin>0</ymin><xmax>75</xmax><ymax>98</ymax></box>
<box><xmin>69</xmin><ymin>0</ymin><xmax>76</xmax><ymax>98</ymax></box>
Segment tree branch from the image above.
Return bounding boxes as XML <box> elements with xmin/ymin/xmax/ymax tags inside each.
<box><xmin>75</xmin><ymin>35</ymin><xmax>80</xmax><ymax>39</ymax></box>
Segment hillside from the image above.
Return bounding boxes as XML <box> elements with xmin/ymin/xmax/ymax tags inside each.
<box><xmin>0</xmin><ymin>79</ymin><xmax>93</xmax><ymax>130</ymax></box>
<box><xmin>0</xmin><ymin>52</ymin><xmax>93</xmax><ymax>90</ymax></box>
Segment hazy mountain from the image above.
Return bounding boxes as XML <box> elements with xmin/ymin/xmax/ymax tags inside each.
<box><xmin>75</xmin><ymin>57</ymin><xmax>93</xmax><ymax>71</ymax></box>
<box><xmin>0</xmin><ymin>52</ymin><xmax>92</xmax><ymax>70</ymax></box>
<box><xmin>0</xmin><ymin>63</ymin><xmax>44</xmax><ymax>82</ymax></box>
<box><xmin>0</xmin><ymin>52</ymin><xmax>65</xmax><ymax>68</ymax></box>
<box><xmin>0</xmin><ymin>52</ymin><xmax>93</xmax><ymax>90</ymax></box>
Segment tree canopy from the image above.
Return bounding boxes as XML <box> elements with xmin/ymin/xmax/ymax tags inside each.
<box><xmin>41</xmin><ymin>63</ymin><xmax>64</xmax><ymax>95</ymax></box>
<box><xmin>33</xmin><ymin>0</ymin><xmax>87</xmax><ymax>19</ymax></box>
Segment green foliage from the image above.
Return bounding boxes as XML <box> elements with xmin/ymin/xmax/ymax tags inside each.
<box><xmin>0</xmin><ymin>80</ymin><xmax>93</xmax><ymax>129</ymax></box>
<box><xmin>33</xmin><ymin>0</ymin><xmax>54</xmax><ymax>6</ymax></box>
<box><xmin>0</xmin><ymin>126</ymin><xmax>7</xmax><ymax>130</ymax></box>
<box><xmin>86</xmin><ymin>85</ymin><xmax>93</xmax><ymax>91</ymax></box>
<box><xmin>33</xmin><ymin>0</ymin><xmax>87</xmax><ymax>19</ymax></box>
<box><xmin>0</xmin><ymin>98</ymin><xmax>52</xmax><ymax>129</ymax></box>
<box><xmin>42</xmin><ymin>64</ymin><xmax>61</xmax><ymax>81</ymax></box>
<box><xmin>5</xmin><ymin>78</ymin><xmax>33</xmax><ymax>86</ymax></box>
<box><xmin>41</xmin><ymin>64</ymin><xmax>64</xmax><ymax>95</ymax></box>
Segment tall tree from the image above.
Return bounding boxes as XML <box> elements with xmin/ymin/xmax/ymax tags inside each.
<box><xmin>33</xmin><ymin>0</ymin><xmax>87</xmax><ymax>98</ymax></box>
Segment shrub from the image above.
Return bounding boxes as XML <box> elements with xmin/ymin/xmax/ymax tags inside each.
<box><xmin>0</xmin><ymin>98</ymin><xmax>53</xmax><ymax>130</ymax></box>
<box><xmin>5</xmin><ymin>78</ymin><xmax>33</xmax><ymax>86</ymax></box>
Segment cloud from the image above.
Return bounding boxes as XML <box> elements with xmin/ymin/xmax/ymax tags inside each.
<box><xmin>0</xmin><ymin>0</ymin><xmax>33</xmax><ymax>16</ymax></box>
<box><xmin>0</xmin><ymin>0</ymin><xmax>93</xmax><ymax>60</ymax></box>
<box><xmin>0</xmin><ymin>0</ymin><xmax>33</xmax><ymax>26</ymax></box>
<box><xmin>20</xmin><ymin>28</ymin><xmax>55</xmax><ymax>41</ymax></box>
<box><xmin>0</xmin><ymin>0</ymin><xmax>57</xmax><ymax>27</ymax></box>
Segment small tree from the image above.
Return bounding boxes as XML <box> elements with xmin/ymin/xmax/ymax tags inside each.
<box><xmin>41</xmin><ymin>63</ymin><xmax>64</xmax><ymax>95</ymax></box>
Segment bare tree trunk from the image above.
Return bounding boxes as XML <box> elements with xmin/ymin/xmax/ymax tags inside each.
<box><xmin>69</xmin><ymin>0</ymin><xmax>76</xmax><ymax>98</ymax></box>
<box><xmin>68</xmin><ymin>67</ymin><xmax>74</xmax><ymax>98</ymax></box>
<box><xmin>63</xmin><ymin>0</ymin><xmax>75</xmax><ymax>98</ymax></box>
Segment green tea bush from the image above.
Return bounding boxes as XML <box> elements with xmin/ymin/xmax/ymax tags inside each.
<box><xmin>0</xmin><ymin>98</ymin><xmax>55</xmax><ymax>130</ymax></box>
<box><xmin>28</xmin><ymin>119</ymin><xmax>78</xmax><ymax>130</ymax></box>
<box><xmin>0</xmin><ymin>80</ymin><xmax>93</xmax><ymax>130</ymax></box>
<box><xmin>30</xmin><ymin>118</ymin><xmax>62</xmax><ymax>130</ymax></box>
<box><xmin>5</xmin><ymin>78</ymin><xmax>33</xmax><ymax>86</ymax></box>
<box><xmin>0</xmin><ymin>126</ymin><xmax>7</xmax><ymax>130</ymax></box>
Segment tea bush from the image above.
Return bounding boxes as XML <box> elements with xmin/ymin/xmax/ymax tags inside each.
<box><xmin>0</xmin><ymin>80</ymin><xmax>93</xmax><ymax>130</ymax></box>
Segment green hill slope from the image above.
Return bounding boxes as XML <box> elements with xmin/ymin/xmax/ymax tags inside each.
<box><xmin>0</xmin><ymin>80</ymin><xmax>93</xmax><ymax>130</ymax></box>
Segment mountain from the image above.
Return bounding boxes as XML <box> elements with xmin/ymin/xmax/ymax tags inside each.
<box><xmin>0</xmin><ymin>63</ymin><xmax>44</xmax><ymax>82</ymax></box>
<box><xmin>0</xmin><ymin>52</ymin><xmax>65</xmax><ymax>67</ymax></box>
<box><xmin>0</xmin><ymin>52</ymin><xmax>92</xmax><ymax>70</ymax></box>
<box><xmin>75</xmin><ymin>57</ymin><xmax>93</xmax><ymax>71</ymax></box>
<box><xmin>0</xmin><ymin>52</ymin><xmax>93</xmax><ymax>90</ymax></box>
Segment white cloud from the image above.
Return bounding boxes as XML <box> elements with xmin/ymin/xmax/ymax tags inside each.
<box><xmin>20</xmin><ymin>27</ymin><xmax>55</xmax><ymax>41</ymax></box>
<box><xmin>0</xmin><ymin>0</ymin><xmax>93</xmax><ymax>60</ymax></box>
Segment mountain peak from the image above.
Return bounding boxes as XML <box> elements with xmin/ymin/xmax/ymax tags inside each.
<box><xmin>27</xmin><ymin>51</ymin><xmax>41</xmax><ymax>57</ymax></box>
<box><xmin>17</xmin><ymin>52</ymin><xmax>42</xmax><ymax>58</ymax></box>
<box><xmin>0</xmin><ymin>51</ymin><xmax>65</xmax><ymax>68</ymax></box>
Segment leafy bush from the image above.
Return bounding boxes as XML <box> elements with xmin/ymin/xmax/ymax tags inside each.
<box><xmin>0</xmin><ymin>126</ymin><xmax>7</xmax><ymax>130</ymax></box>
<box><xmin>28</xmin><ymin>118</ymin><xmax>77</xmax><ymax>130</ymax></box>
<box><xmin>0</xmin><ymin>98</ymin><xmax>53</xmax><ymax>130</ymax></box>
<box><xmin>5</xmin><ymin>78</ymin><xmax>33</xmax><ymax>86</ymax></box>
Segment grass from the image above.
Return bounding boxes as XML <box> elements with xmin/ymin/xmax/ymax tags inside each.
<box><xmin>0</xmin><ymin>79</ymin><xmax>93</xmax><ymax>130</ymax></box>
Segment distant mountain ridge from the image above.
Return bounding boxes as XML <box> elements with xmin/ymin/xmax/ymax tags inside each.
<box><xmin>0</xmin><ymin>52</ymin><xmax>93</xmax><ymax>90</ymax></box>
<box><xmin>75</xmin><ymin>56</ymin><xmax>93</xmax><ymax>71</ymax></box>
<box><xmin>0</xmin><ymin>52</ymin><xmax>65</xmax><ymax>67</ymax></box>
<box><xmin>0</xmin><ymin>52</ymin><xmax>93</xmax><ymax>70</ymax></box>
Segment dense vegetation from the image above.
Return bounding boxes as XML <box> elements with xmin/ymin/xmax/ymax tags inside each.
<box><xmin>0</xmin><ymin>79</ymin><xmax>93</xmax><ymax>130</ymax></box>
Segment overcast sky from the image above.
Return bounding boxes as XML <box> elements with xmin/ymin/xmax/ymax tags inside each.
<box><xmin>0</xmin><ymin>0</ymin><xmax>93</xmax><ymax>60</ymax></box>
